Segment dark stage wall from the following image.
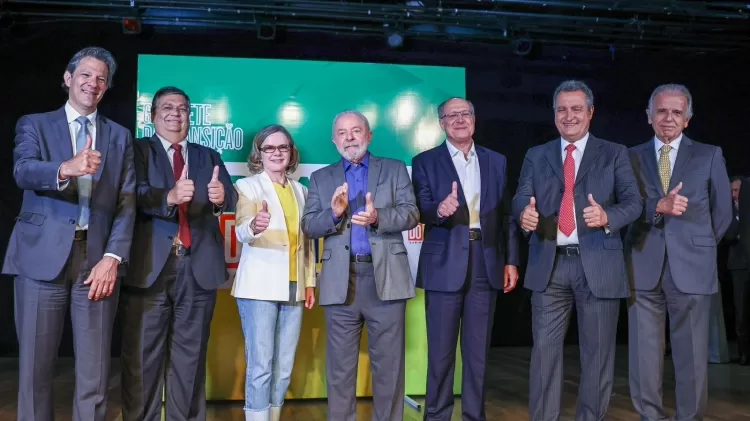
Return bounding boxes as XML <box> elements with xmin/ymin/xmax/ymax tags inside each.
<box><xmin>0</xmin><ymin>23</ymin><xmax>747</xmax><ymax>356</ymax></box>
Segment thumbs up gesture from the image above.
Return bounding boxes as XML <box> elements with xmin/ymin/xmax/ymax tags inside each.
<box><xmin>352</xmin><ymin>192</ymin><xmax>379</xmax><ymax>227</ymax></box>
<box><xmin>251</xmin><ymin>200</ymin><xmax>271</xmax><ymax>235</ymax></box>
<box><xmin>656</xmin><ymin>182</ymin><xmax>688</xmax><ymax>216</ymax></box>
<box><xmin>438</xmin><ymin>181</ymin><xmax>460</xmax><ymax>218</ymax></box>
<box><xmin>521</xmin><ymin>196</ymin><xmax>539</xmax><ymax>231</ymax></box>
<box><xmin>331</xmin><ymin>182</ymin><xmax>349</xmax><ymax>218</ymax></box>
<box><xmin>60</xmin><ymin>134</ymin><xmax>102</xmax><ymax>178</ymax></box>
<box><xmin>207</xmin><ymin>165</ymin><xmax>225</xmax><ymax>205</ymax></box>
<box><xmin>167</xmin><ymin>165</ymin><xmax>195</xmax><ymax>206</ymax></box>
<box><xmin>583</xmin><ymin>194</ymin><xmax>608</xmax><ymax>228</ymax></box>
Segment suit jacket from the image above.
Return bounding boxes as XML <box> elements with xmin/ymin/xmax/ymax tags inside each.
<box><xmin>512</xmin><ymin>135</ymin><xmax>642</xmax><ymax>299</ymax></box>
<box><xmin>739</xmin><ymin>177</ymin><xmax>750</xmax><ymax>269</ymax></box>
<box><xmin>625</xmin><ymin>136</ymin><xmax>732</xmax><ymax>295</ymax></box>
<box><xmin>124</xmin><ymin>135</ymin><xmax>237</xmax><ymax>290</ymax></box>
<box><xmin>2</xmin><ymin>107</ymin><xmax>135</xmax><ymax>281</ymax></box>
<box><xmin>725</xmin><ymin>205</ymin><xmax>746</xmax><ymax>271</ymax></box>
<box><xmin>231</xmin><ymin>173</ymin><xmax>316</xmax><ymax>302</ymax></box>
<box><xmin>301</xmin><ymin>154</ymin><xmax>419</xmax><ymax>306</ymax></box>
<box><xmin>411</xmin><ymin>142</ymin><xmax>520</xmax><ymax>292</ymax></box>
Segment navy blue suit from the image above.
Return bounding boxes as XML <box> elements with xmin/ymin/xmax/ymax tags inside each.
<box><xmin>412</xmin><ymin>141</ymin><xmax>519</xmax><ymax>421</ymax></box>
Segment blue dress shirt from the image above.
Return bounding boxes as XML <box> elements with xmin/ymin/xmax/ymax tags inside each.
<box><xmin>332</xmin><ymin>152</ymin><xmax>372</xmax><ymax>255</ymax></box>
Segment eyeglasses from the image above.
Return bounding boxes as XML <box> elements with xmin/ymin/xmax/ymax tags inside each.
<box><xmin>261</xmin><ymin>145</ymin><xmax>291</xmax><ymax>154</ymax></box>
<box><xmin>440</xmin><ymin>111</ymin><xmax>474</xmax><ymax>121</ymax></box>
<box><xmin>159</xmin><ymin>104</ymin><xmax>190</xmax><ymax>115</ymax></box>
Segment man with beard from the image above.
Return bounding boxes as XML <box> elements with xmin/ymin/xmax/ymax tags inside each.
<box><xmin>626</xmin><ymin>83</ymin><xmax>731</xmax><ymax>421</ymax></box>
<box><xmin>301</xmin><ymin>110</ymin><xmax>419</xmax><ymax>421</ymax></box>
<box><xmin>119</xmin><ymin>86</ymin><xmax>236</xmax><ymax>421</ymax></box>
<box><xmin>2</xmin><ymin>46</ymin><xmax>135</xmax><ymax>421</ymax></box>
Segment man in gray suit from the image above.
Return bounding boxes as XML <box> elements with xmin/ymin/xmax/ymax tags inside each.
<box><xmin>513</xmin><ymin>80</ymin><xmax>642</xmax><ymax>421</ymax></box>
<box><xmin>2</xmin><ymin>46</ymin><xmax>135</xmax><ymax>421</ymax></box>
<box><xmin>120</xmin><ymin>86</ymin><xmax>236</xmax><ymax>421</ymax></box>
<box><xmin>301</xmin><ymin>110</ymin><xmax>419</xmax><ymax>421</ymax></box>
<box><xmin>626</xmin><ymin>84</ymin><xmax>732</xmax><ymax>421</ymax></box>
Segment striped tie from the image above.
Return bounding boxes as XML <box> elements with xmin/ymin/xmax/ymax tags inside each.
<box><xmin>658</xmin><ymin>144</ymin><xmax>672</xmax><ymax>194</ymax></box>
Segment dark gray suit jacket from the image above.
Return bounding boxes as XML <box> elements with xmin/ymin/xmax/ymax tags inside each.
<box><xmin>512</xmin><ymin>135</ymin><xmax>642</xmax><ymax>299</ymax></box>
<box><xmin>2</xmin><ymin>106</ymin><xmax>136</xmax><ymax>280</ymax></box>
<box><xmin>625</xmin><ymin>136</ymin><xmax>732</xmax><ymax>295</ymax></box>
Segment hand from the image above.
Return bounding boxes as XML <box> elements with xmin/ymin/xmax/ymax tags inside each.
<box><xmin>504</xmin><ymin>265</ymin><xmax>519</xmax><ymax>293</ymax></box>
<box><xmin>304</xmin><ymin>287</ymin><xmax>316</xmax><ymax>310</ymax></box>
<box><xmin>83</xmin><ymin>256</ymin><xmax>119</xmax><ymax>301</ymax></box>
<box><xmin>656</xmin><ymin>182</ymin><xmax>688</xmax><ymax>216</ymax></box>
<box><xmin>59</xmin><ymin>135</ymin><xmax>100</xmax><ymax>178</ymax></box>
<box><xmin>251</xmin><ymin>200</ymin><xmax>271</xmax><ymax>235</ymax></box>
<box><xmin>167</xmin><ymin>166</ymin><xmax>194</xmax><ymax>206</ymax></box>
<box><xmin>207</xmin><ymin>165</ymin><xmax>225</xmax><ymax>205</ymax></box>
<box><xmin>583</xmin><ymin>194</ymin><xmax>609</xmax><ymax>228</ymax></box>
<box><xmin>437</xmin><ymin>181</ymin><xmax>460</xmax><ymax>218</ymax></box>
<box><xmin>331</xmin><ymin>182</ymin><xmax>349</xmax><ymax>218</ymax></box>
<box><xmin>521</xmin><ymin>196</ymin><xmax>539</xmax><ymax>231</ymax></box>
<box><xmin>352</xmin><ymin>192</ymin><xmax>378</xmax><ymax>226</ymax></box>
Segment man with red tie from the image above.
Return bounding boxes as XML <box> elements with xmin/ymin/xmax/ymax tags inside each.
<box><xmin>512</xmin><ymin>80</ymin><xmax>642</xmax><ymax>421</ymax></box>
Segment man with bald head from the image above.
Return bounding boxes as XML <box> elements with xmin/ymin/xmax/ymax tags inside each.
<box><xmin>301</xmin><ymin>110</ymin><xmax>419</xmax><ymax>421</ymax></box>
<box><xmin>625</xmin><ymin>83</ymin><xmax>731</xmax><ymax>420</ymax></box>
<box><xmin>412</xmin><ymin>97</ymin><xmax>519</xmax><ymax>421</ymax></box>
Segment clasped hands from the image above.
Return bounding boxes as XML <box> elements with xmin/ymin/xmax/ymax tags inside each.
<box><xmin>520</xmin><ymin>194</ymin><xmax>609</xmax><ymax>231</ymax></box>
<box><xmin>332</xmin><ymin>182</ymin><xmax>378</xmax><ymax>226</ymax></box>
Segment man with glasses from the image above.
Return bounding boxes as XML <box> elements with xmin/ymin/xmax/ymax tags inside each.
<box><xmin>411</xmin><ymin>97</ymin><xmax>519</xmax><ymax>421</ymax></box>
<box><xmin>119</xmin><ymin>86</ymin><xmax>236</xmax><ymax>421</ymax></box>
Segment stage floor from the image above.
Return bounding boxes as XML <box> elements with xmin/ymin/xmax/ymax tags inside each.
<box><xmin>0</xmin><ymin>345</ymin><xmax>747</xmax><ymax>420</ymax></box>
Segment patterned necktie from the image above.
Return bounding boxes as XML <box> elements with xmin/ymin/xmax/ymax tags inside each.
<box><xmin>75</xmin><ymin>116</ymin><xmax>91</xmax><ymax>227</ymax></box>
<box><xmin>658</xmin><ymin>144</ymin><xmax>673</xmax><ymax>194</ymax></box>
<box><xmin>171</xmin><ymin>144</ymin><xmax>192</xmax><ymax>248</ymax></box>
<box><xmin>558</xmin><ymin>143</ymin><xmax>576</xmax><ymax>236</ymax></box>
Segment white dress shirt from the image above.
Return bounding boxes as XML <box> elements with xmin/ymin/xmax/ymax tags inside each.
<box><xmin>557</xmin><ymin>133</ymin><xmax>589</xmax><ymax>246</ymax></box>
<box><xmin>654</xmin><ymin>134</ymin><xmax>682</xmax><ymax>177</ymax></box>
<box><xmin>446</xmin><ymin>140</ymin><xmax>481</xmax><ymax>229</ymax></box>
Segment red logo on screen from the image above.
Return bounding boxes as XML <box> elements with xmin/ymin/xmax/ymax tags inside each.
<box><xmin>219</xmin><ymin>213</ymin><xmax>240</xmax><ymax>269</ymax></box>
<box><xmin>408</xmin><ymin>224</ymin><xmax>424</xmax><ymax>242</ymax></box>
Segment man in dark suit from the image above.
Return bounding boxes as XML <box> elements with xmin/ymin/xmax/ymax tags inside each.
<box><xmin>119</xmin><ymin>86</ymin><xmax>236</xmax><ymax>421</ymax></box>
<box><xmin>411</xmin><ymin>97</ymin><xmax>519</xmax><ymax>421</ymax></box>
<box><xmin>727</xmin><ymin>176</ymin><xmax>749</xmax><ymax>364</ymax></box>
<box><xmin>626</xmin><ymin>84</ymin><xmax>731</xmax><ymax>421</ymax></box>
<box><xmin>2</xmin><ymin>46</ymin><xmax>135</xmax><ymax>421</ymax></box>
<box><xmin>513</xmin><ymin>80</ymin><xmax>642</xmax><ymax>421</ymax></box>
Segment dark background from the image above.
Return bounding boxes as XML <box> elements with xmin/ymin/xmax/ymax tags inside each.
<box><xmin>0</xmin><ymin>20</ymin><xmax>748</xmax><ymax>357</ymax></box>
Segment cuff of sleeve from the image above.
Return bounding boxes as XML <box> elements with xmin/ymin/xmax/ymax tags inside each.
<box><xmin>103</xmin><ymin>253</ymin><xmax>122</xmax><ymax>263</ymax></box>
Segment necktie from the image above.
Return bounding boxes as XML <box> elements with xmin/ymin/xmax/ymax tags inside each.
<box><xmin>558</xmin><ymin>143</ymin><xmax>576</xmax><ymax>236</ymax></box>
<box><xmin>171</xmin><ymin>144</ymin><xmax>192</xmax><ymax>248</ymax></box>
<box><xmin>658</xmin><ymin>144</ymin><xmax>673</xmax><ymax>194</ymax></box>
<box><xmin>75</xmin><ymin>116</ymin><xmax>91</xmax><ymax>227</ymax></box>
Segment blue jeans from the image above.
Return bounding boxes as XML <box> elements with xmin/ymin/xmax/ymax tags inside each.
<box><xmin>236</xmin><ymin>282</ymin><xmax>303</xmax><ymax>412</ymax></box>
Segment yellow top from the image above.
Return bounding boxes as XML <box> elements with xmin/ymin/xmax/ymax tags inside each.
<box><xmin>273</xmin><ymin>182</ymin><xmax>298</xmax><ymax>282</ymax></box>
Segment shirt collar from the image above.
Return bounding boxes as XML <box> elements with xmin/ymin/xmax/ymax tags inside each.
<box><xmin>654</xmin><ymin>134</ymin><xmax>682</xmax><ymax>153</ymax></box>
<box><xmin>64</xmin><ymin>101</ymin><xmax>97</xmax><ymax>125</ymax></box>
<box><xmin>446</xmin><ymin>139</ymin><xmax>476</xmax><ymax>158</ymax></box>
<box><xmin>156</xmin><ymin>133</ymin><xmax>188</xmax><ymax>151</ymax></box>
<box><xmin>343</xmin><ymin>151</ymin><xmax>370</xmax><ymax>171</ymax></box>
<box><xmin>560</xmin><ymin>132</ymin><xmax>589</xmax><ymax>153</ymax></box>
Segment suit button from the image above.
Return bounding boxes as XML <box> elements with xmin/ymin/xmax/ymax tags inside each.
<box><xmin>463</xmin><ymin>246</ymin><xmax>468</xmax><ymax>250</ymax></box>
<box><xmin>168</xmin><ymin>236</ymin><xmax>174</xmax><ymax>240</ymax></box>
<box><xmin>560</xmin><ymin>189</ymin><xmax>564</xmax><ymax>193</ymax></box>
<box><xmin>347</xmin><ymin>223</ymin><xmax>351</xmax><ymax>228</ymax></box>
<box><xmin>345</xmin><ymin>245</ymin><xmax>349</xmax><ymax>250</ymax></box>
<box><xmin>69</xmin><ymin>219</ymin><xmax>75</xmax><ymax>224</ymax></box>
<box><xmin>660</xmin><ymin>233</ymin><xmax>665</xmax><ymax>238</ymax></box>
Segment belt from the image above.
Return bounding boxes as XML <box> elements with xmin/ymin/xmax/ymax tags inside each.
<box><xmin>172</xmin><ymin>244</ymin><xmax>191</xmax><ymax>256</ymax></box>
<box><xmin>350</xmin><ymin>254</ymin><xmax>372</xmax><ymax>263</ymax></box>
<box><xmin>73</xmin><ymin>230</ymin><xmax>87</xmax><ymax>241</ymax></box>
<box><xmin>469</xmin><ymin>228</ymin><xmax>482</xmax><ymax>241</ymax></box>
<box><xmin>556</xmin><ymin>245</ymin><xmax>580</xmax><ymax>256</ymax></box>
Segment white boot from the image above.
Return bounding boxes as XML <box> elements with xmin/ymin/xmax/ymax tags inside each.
<box><xmin>270</xmin><ymin>406</ymin><xmax>281</xmax><ymax>421</ymax></box>
<box><xmin>245</xmin><ymin>409</ymin><xmax>270</xmax><ymax>421</ymax></box>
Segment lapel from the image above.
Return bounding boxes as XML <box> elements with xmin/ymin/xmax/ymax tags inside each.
<box><xmin>436</xmin><ymin>142</ymin><xmax>467</xmax><ymax>205</ymax></box>
<box><xmin>259</xmin><ymin>172</ymin><xmax>283</xmax><ymax>228</ymax></box>
<box><xmin>575</xmin><ymin>136</ymin><xmax>603</xmax><ymax>185</ymax></box>
<box><xmin>51</xmin><ymin>107</ymin><xmax>74</xmax><ymax>162</ymax></box>
<box><xmin>150</xmin><ymin>136</ymin><xmax>176</xmax><ymax>189</ymax></box>
<box><xmin>366</xmin><ymin>155</ymin><xmax>382</xmax><ymax>203</ymax></box>
<box><xmin>544</xmin><ymin>140</ymin><xmax>564</xmax><ymax>184</ymax></box>
<box><xmin>670</xmin><ymin>136</ymin><xmax>693</xmax><ymax>191</ymax></box>
<box><xmin>290</xmin><ymin>180</ymin><xmax>306</xmax><ymax>240</ymax></box>
<box><xmin>91</xmin><ymin>115</ymin><xmax>111</xmax><ymax>192</ymax></box>
<box><xmin>476</xmin><ymin>146</ymin><xmax>490</xmax><ymax>213</ymax></box>
<box><xmin>187</xmin><ymin>142</ymin><xmax>201</xmax><ymax>181</ymax></box>
<box><xmin>641</xmin><ymin>141</ymin><xmax>662</xmax><ymax>194</ymax></box>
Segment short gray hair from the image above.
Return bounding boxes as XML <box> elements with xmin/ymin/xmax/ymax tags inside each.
<box><xmin>647</xmin><ymin>83</ymin><xmax>693</xmax><ymax>118</ymax></box>
<box><xmin>62</xmin><ymin>46</ymin><xmax>117</xmax><ymax>92</ymax></box>
<box><xmin>332</xmin><ymin>110</ymin><xmax>371</xmax><ymax>136</ymax></box>
<box><xmin>437</xmin><ymin>97</ymin><xmax>475</xmax><ymax>118</ymax></box>
<box><xmin>553</xmin><ymin>80</ymin><xmax>594</xmax><ymax>110</ymax></box>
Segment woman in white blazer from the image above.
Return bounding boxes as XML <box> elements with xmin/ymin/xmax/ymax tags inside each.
<box><xmin>232</xmin><ymin>124</ymin><xmax>316</xmax><ymax>421</ymax></box>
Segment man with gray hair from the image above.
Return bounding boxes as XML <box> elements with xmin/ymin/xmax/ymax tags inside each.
<box><xmin>513</xmin><ymin>80</ymin><xmax>642</xmax><ymax>420</ymax></box>
<box><xmin>302</xmin><ymin>110</ymin><xmax>419</xmax><ymax>421</ymax></box>
<box><xmin>2</xmin><ymin>46</ymin><xmax>135</xmax><ymax>421</ymax></box>
<box><xmin>625</xmin><ymin>83</ymin><xmax>731</xmax><ymax>420</ymax></box>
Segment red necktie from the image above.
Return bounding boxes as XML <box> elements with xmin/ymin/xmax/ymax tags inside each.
<box><xmin>558</xmin><ymin>143</ymin><xmax>576</xmax><ymax>236</ymax></box>
<box><xmin>171</xmin><ymin>144</ymin><xmax>192</xmax><ymax>248</ymax></box>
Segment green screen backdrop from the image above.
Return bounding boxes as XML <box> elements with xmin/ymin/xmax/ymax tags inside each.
<box><xmin>135</xmin><ymin>54</ymin><xmax>466</xmax><ymax>400</ymax></box>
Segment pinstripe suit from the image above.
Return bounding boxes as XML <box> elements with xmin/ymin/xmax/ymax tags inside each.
<box><xmin>512</xmin><ymin>135</ymin><xmax>642</xmax><ymax>421</ymax></box>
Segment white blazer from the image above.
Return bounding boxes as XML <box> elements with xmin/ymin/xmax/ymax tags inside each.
<box><xmin>231</xmin><ymin>172</ymin><xmax>316</xmax><ymax>302</ymax></box>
